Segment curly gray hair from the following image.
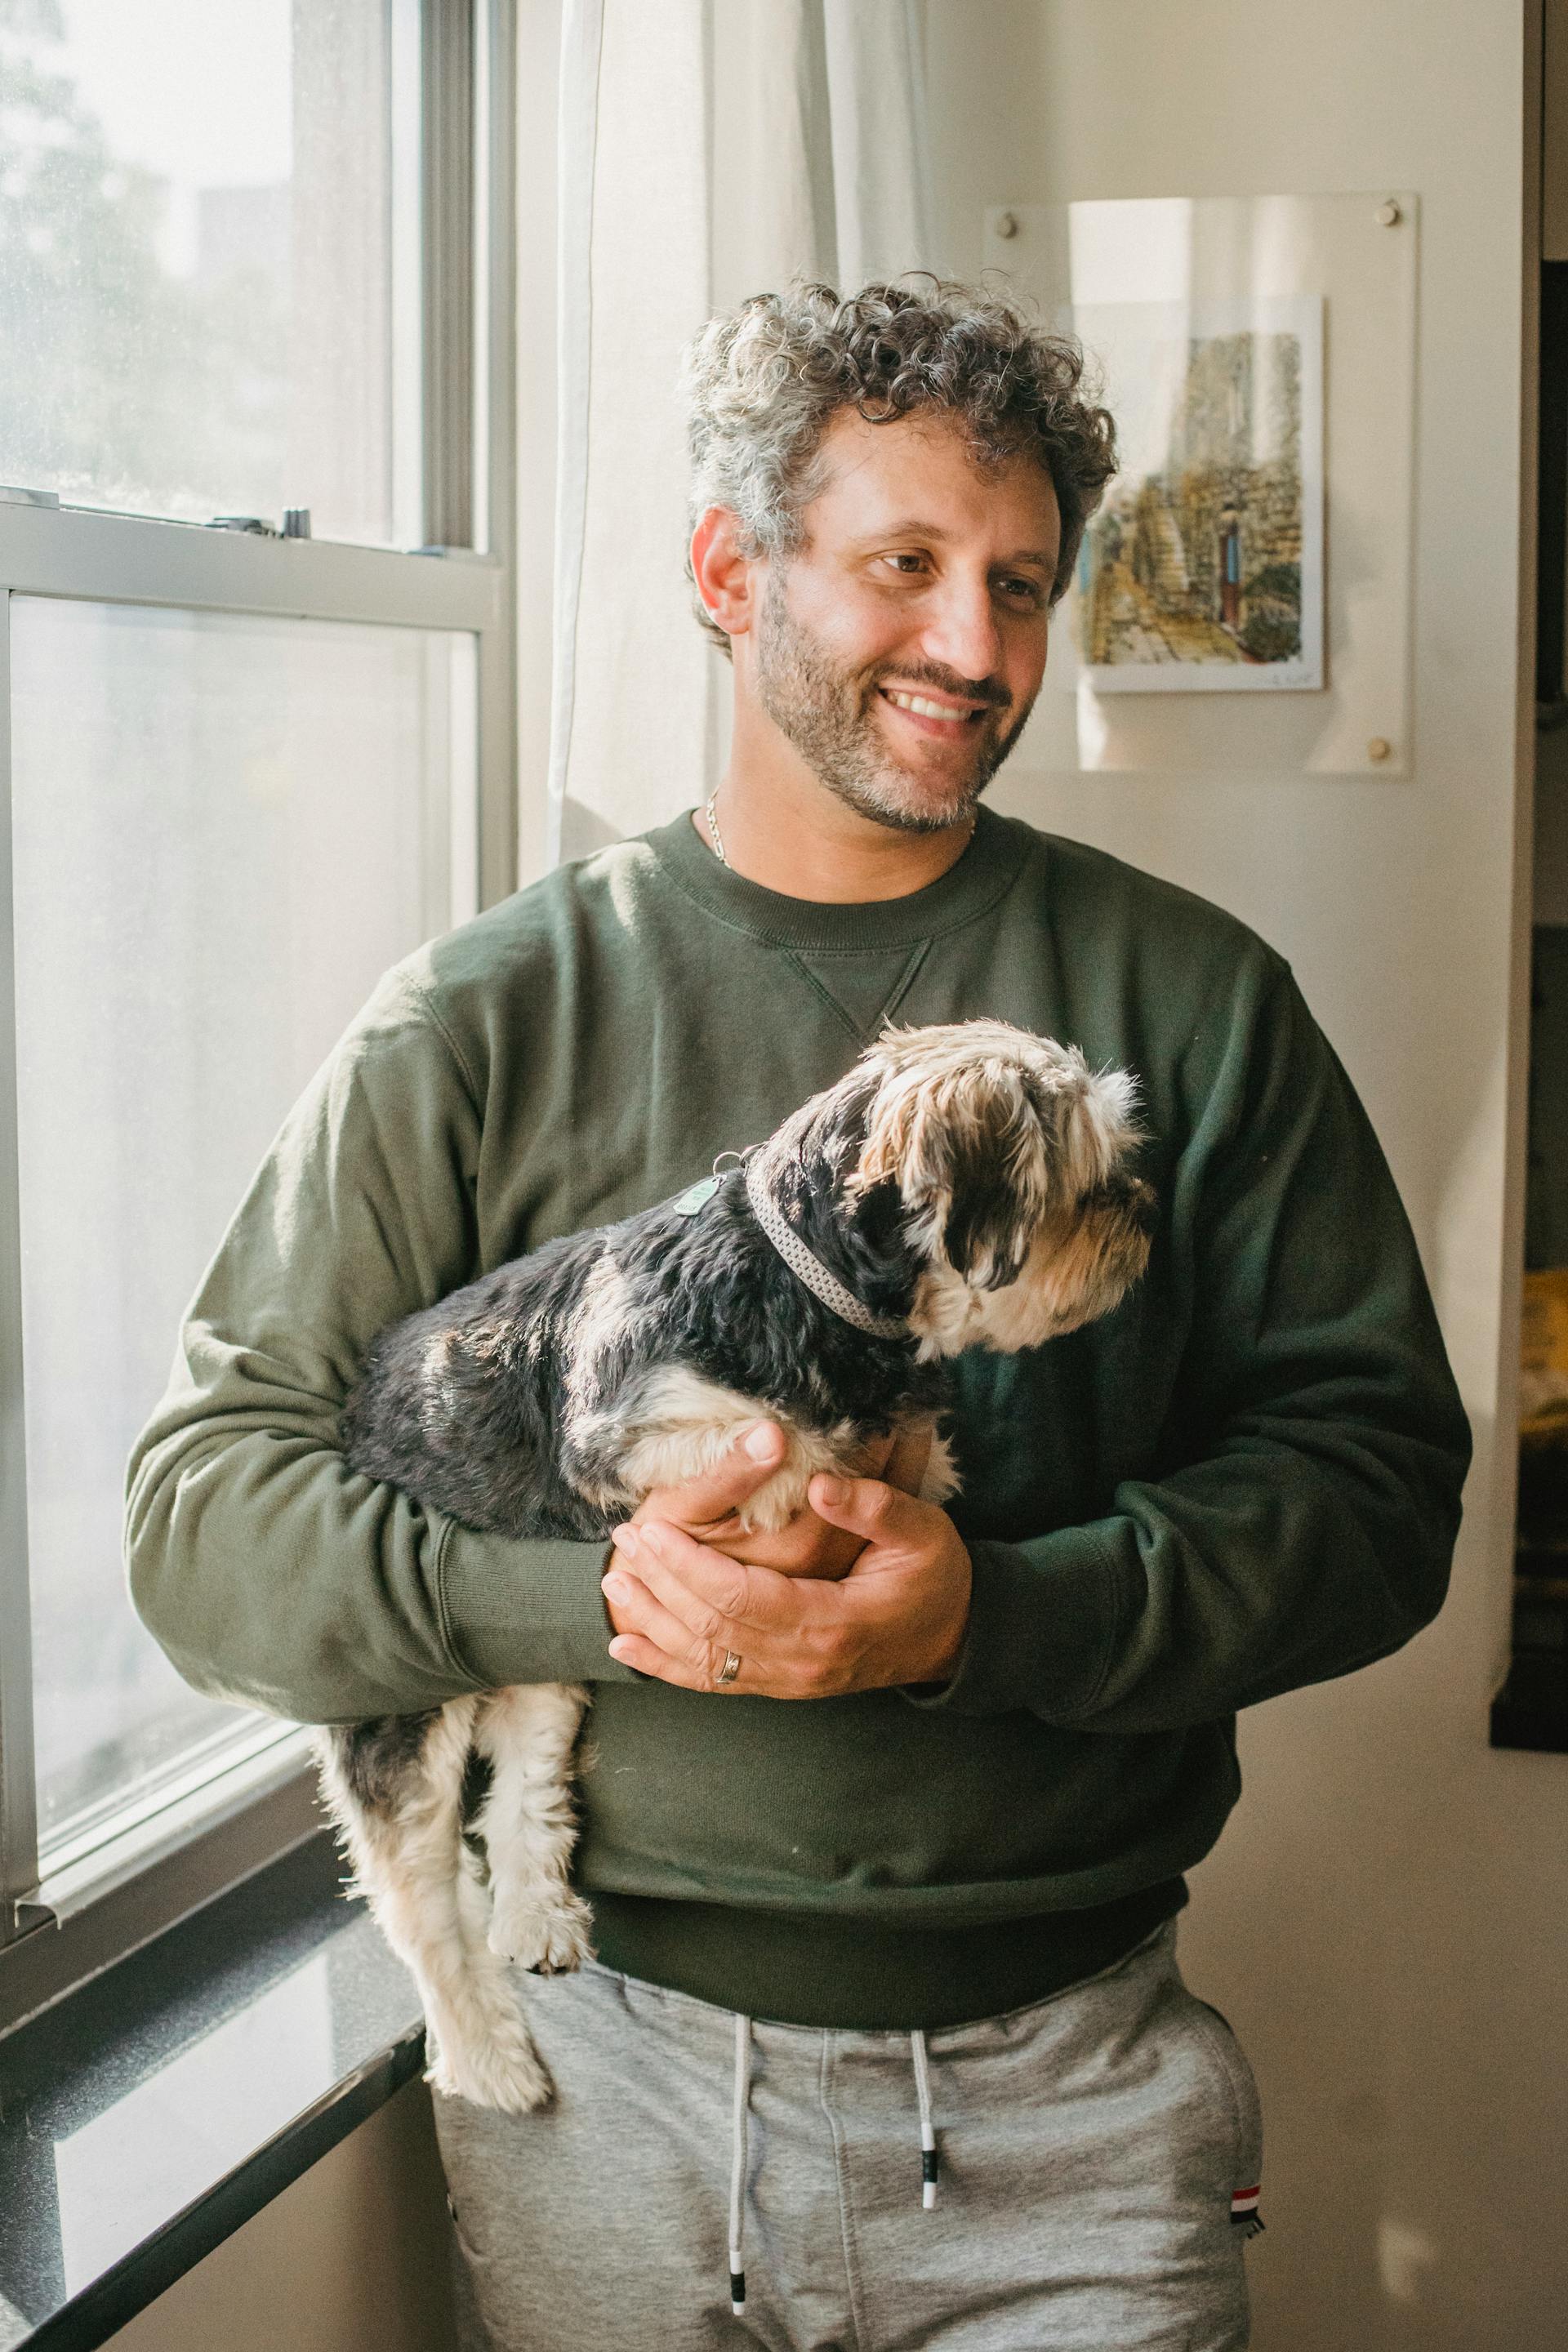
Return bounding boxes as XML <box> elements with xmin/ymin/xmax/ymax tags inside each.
<box><xmin>684</xmin><ymin>278</ymin><xmax>1117</xmax><ymax>656</ymax></box>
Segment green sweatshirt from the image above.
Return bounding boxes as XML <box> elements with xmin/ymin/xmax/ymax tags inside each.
<box><xmin>126</xmin><ymin>808</ymin><xmax>1470</xmax><ymax>2029</ymax></box>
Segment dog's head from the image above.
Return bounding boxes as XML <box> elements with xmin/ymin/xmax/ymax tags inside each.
<box><xmin>828</xmin><ymin>1019</ymin><xmax>1154</xmax><ymax>1357</ymax></box>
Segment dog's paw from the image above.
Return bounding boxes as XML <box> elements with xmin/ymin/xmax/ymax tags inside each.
<box><xmin>919</xmin><ymin>1428</ymin><xmax>962</xmax><ymax>1505</ymax></box>
<box><xmin>426</xmin><ymin>2021</ymin><xmax>554</xmax><ymax>2114</ymax></box>
<box><xmin>488</xmin><ymin>1888</ymin><xmax>595</xmax><ymax>1975</ymax></box>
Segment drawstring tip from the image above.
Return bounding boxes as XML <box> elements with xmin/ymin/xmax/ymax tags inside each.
<box><xmin>911</xmin><ymin>2030</ymin><xmax>939</xmax><ymax>2212</ymax></box>
<box><xmin>729</xmin><ymin>2268</ymin><xmax>746</xmax><ymax>2315</ymax></box>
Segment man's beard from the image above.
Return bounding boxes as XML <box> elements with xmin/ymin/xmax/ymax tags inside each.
<box><xmin>752</xmin><ymin>577</ymin><xmax>1035</xmax><ymax>835</ymax></box>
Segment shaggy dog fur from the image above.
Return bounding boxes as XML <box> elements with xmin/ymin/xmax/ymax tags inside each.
<box><xmin>315</xmin><ymin>1020</ymin><xmax>1154</xmax><ymax>2112</ymax></box>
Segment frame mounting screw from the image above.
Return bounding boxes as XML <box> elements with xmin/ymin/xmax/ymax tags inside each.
<box><xmin>1367</xmin><ymin>737</ymin><xmax>1393</xmax><ymax>763</ymax></box>
<box><xmin>995</xmin><ymin>211</ymin><xmax>1019</xmax><ymax>239</ymax></box>
<box><xmin>1376</xmin><ymin>199</ymin><xmax>1402</xmax><ymax>227</ymax></box>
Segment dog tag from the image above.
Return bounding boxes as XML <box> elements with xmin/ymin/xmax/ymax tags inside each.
<box><xmin>673</xmin><ymin>1174</ymin><xmax>720</xmax><ymax>1217</ymax></box>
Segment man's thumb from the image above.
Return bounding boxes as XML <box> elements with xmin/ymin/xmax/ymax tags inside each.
<box><xmin>680</xmin><ymin>1419</ymin><xmax>786</xmax><ymax>1514</ymax></box>
<box><xmin>808</xmin><ymin>1471</ymin><xmax>902</xmax><ymax>1535</ymax></box>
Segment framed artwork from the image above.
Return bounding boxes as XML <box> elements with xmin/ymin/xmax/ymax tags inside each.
<box><xmin>1070</xmin><ymin>296</ymin><xmax>1324</xmax><ymax>693</ymax></box>
<box><xmin>983</xmin><ymin>194</ymin><xmax>1416</xmax><ymax>775</ymax></box>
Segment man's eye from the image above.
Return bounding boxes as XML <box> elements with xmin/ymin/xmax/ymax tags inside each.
<box><xmin>882</xmin><ymin>553</ymin><xmax>927</xmax><ymax>577</ymax></box>
<box><xmin>998</xmin><ymin>577</ymin><xmax>1045</xmax><ymax>607</ymax></box>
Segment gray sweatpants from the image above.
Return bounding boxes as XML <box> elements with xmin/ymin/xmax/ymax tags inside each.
<box><xmin>433</xmin><ymin>1922</ymin><xmax>1263</xmax><ymax>2352</ymax></box>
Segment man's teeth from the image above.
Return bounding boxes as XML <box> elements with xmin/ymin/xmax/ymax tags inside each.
<box><xmin>884</xmin><ymin>688</ymin><xmax>976</xmax><ymax>720</ymax></box>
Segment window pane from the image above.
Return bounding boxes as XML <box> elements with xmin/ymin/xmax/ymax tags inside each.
<box><xmin>0</xmin><ymin>0</ymin><xmax>421</xmax><ymax>544</ymax></box>
<box><xmin>10</xmin><ymin>596</ymin><xmax>478</xmax><ymax>1859</ymax></box>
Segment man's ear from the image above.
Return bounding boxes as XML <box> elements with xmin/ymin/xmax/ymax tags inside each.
<box><xmin>690</xmin><ymin>507</ymin><xmax>759</xmax><ymax>643</ymax></box>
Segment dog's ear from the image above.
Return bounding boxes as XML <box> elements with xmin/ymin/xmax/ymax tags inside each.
<box><xmin>853</xmin><ymin>1059</ymin><xmax>1055</xmax><ymax>1291</ymax></box>
<box><xmin>937</xmin><ymin>1071</ymin><xmax>1054</xmax><ymax>1290</ymax></box>
<box><xmin>853</xmin><ymin>1041</ymin><xmax>1143</xmax><ymax>1293</ymax></box>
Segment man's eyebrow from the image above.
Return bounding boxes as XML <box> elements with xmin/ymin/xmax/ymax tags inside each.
<box><xmin>849</xmin><ymin>518</ymin><xmax>1058</xmax><ymax>567</ymax></box>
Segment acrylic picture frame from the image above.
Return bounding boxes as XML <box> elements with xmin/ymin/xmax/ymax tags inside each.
<box><xmin>984</xmin><ymin>194</ymin><xmax>1417</xmax><ymax>777</ymax></box>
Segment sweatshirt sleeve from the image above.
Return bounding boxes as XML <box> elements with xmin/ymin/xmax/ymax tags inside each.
<box><xmin>125</xmin><ymin>976</ymin><xmax>632</xmax><ymax>1724</ymax></box>
<box><xmin>917</xmin><ymin>965</ymin><xmax>1472</xmax><ymax>1731</ymax></box>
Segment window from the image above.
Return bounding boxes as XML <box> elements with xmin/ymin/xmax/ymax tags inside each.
<box><xmin>0</xmin><ymin>0</ymin><xmax>422</xmax><ymax>544</ymax></box>
<box><xmin>0</xmin><ymin>0</ymin><xmax>515</xmax><ymax>2011</ymax></box>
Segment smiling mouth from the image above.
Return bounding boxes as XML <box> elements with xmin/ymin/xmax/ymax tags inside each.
<box><xmin>875</xmin><ymin>684</ymin><xmax>995</xmax><ymax>734</ymax></box>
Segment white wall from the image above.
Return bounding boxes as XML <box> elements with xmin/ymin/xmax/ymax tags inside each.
<box><xmin>925</xmin><ymin>3</ymin><xmax>1563</xmax><ymax>2345</ymax></box>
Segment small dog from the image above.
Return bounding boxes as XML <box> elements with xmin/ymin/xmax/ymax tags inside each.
<box><xmin>316</xmin><ymin>1020</ymin><xmax>1154</xmax><ymax>2112</ymax></box>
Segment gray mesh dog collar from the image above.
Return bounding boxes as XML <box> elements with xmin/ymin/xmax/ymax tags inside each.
<box><xmin>742</xmin><ymin>1149</ymin><xmax>908</xmax><ymax>1342</ymax></box>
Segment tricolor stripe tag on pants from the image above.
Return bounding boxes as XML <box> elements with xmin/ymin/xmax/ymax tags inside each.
<box><xmin>1231</xmin><ymin>2185</ymin><xmax>1263</xmax><ymax>2235</ymax></box>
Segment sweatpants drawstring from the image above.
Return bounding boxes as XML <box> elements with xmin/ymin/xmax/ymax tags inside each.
<box><xmin>911</xmin><ymin>2029</ymin><xmax>939</xmax><ymax>2207</ymax></box>
<box><xmin>725</xmin><ymin>2016</ymin><xmax>938</xmax><ymax>2317</ymax></box>
<box><xmin>729</xmin><ymin>2013</ymin><xmax>751</xmax><ymax>2314</ymax></box>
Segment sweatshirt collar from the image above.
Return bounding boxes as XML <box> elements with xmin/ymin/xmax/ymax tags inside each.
<box><xmin>647</xmin><ymin>804</ymin><xmax>1027</xmax><ymax>954</ymax></box>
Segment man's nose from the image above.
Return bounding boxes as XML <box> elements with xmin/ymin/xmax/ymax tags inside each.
<box><xmin>917</xmin><ymin>574</ymin><xmax>1005</xmax><ymax>692</ymax></box>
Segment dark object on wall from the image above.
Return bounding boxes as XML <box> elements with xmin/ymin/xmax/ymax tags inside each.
<box><xmin>1524</xmin><ymin>929</ymin><xmax>1568</xmax><ymax>1271</ymax></box>
<box><xmin>1498</xmin><ymin>933</ymin><xmax>1568</xmax><ymax>1748</ymax></box>
<box><xmin>1499</xmin><ymin>268</ymin><xmax>1568</xmax><ymax>1752</ymax></box>
<box><xmin>1494</xmin><ymin>1440</ymin><xmax>1568</xmax><ymax>1750</ymax></box>
<box><xmin>1538</xmin><ymin>262</ymin><xmax>1568</xmax><ymax>711</ymax></box>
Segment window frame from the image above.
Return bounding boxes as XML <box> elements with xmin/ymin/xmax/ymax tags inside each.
<box><xmin>0</xmin><ymin>0</ymin><xmax>516</xmax><ymax>2032</ymax></box>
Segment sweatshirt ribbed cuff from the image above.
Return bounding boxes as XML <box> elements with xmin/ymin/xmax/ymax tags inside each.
<box><xmin>903</xmin><ymin>1527</ymin><xmax>1134</xmax><ymax>1721</ymax></box>
<box><xmin>438</xmin><ymin>1521</ymin><xmax>640</xmax><ymax>1689</ymax></box>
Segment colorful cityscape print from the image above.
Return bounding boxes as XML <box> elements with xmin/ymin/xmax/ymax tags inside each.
<box><xmin>1075</xmin><ymin>301</ymin><xmax>1322</xmax><ymax>689</ymax></box>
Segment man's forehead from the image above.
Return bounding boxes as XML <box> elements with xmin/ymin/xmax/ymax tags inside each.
<box><xmin>805</xmin><ymin>407</ymin><xmax>1060</xmax><ymax>550</ymax></box>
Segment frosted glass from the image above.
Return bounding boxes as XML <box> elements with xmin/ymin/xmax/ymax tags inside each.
<box><xmin>0</xmin><ymin>0</ymin><xmax>419</xmax><ymax>545</ymax></box>
<box><xmin>10</xmin><ymin>597</ymin><xmax>478</xmax><ymax>1856</ymax></box>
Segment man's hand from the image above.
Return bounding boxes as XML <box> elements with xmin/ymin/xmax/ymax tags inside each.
<box><xmin>626</xmin><ymin>1419</ymin><xmax>932</xmax><ymax>1582</ymax></box>
<box><xmin>602</xmin><ymin>1466</ymin><xmax>972</xmax><ymax>1699</ymax></box>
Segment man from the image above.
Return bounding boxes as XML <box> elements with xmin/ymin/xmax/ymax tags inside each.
<box><xmin>127</xmin><ymin>283</ymin><xmax>1469</xmax><ymax>2351</ymax></box>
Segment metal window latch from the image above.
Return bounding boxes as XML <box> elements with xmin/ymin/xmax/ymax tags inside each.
<box><xmin>208</xmin><ymin>510</ymin><xmax>312</xmax><ymax>539</ymax></box>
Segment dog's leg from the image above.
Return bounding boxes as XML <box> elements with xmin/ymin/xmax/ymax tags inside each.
<box><xmin>474</xmin><ymin>1682</ymin><xmax>595</xmax><ymax>1976</ymax></box>
<box><xmin>314</xmin><ymin>1706</ymin><xmax>553</xmax><ymax>2114</ymax></box>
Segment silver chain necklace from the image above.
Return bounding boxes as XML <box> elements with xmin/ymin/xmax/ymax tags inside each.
<box><xmin>706</xmin><ymin>789</ymin><xmax>977</xmax><ymax>871</ymax></box>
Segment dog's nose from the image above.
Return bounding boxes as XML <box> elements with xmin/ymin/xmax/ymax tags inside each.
<box><xmin>1125</xmin><ymin>1178</ymin><xmax>1158</xmax><ymax>1236</ymax></box>
<box><xmin>1089</xmin><ymin>1176</ymin><xmax>1157</xmax><ymax>1236</ymax></box>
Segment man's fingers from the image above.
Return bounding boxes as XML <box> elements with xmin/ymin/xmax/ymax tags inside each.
<box><xmin>602</xmin><ymin>1566</ymin><xmax>717</xmax><ymax>1664</ymax></box>
<box><xmin>806</xmin><ymin>1472</ymin><xmax>916</xmax><ymax>1544</ymax></box>
<box><xmin>610</xmin><ymin>1533</ymin><xmax>739</xmax><ymax>1650</ymax></box>
<box><xmin>605</xmin><ymin>1629</ymin><xmax>744</xmax><ymax>1692</ymax></box>
<box><xmin>612</xmin><ymin>1520</ymin><xmax>797</xmax><ymax>1639</ymax></box>
<box><xmin>627</xmin><ymin>1420</ymin><xmax>786</xmax><ymax>1531</ymax></box>
<box><xmin>604</xmin><ymin>1559</ymin><xmax>757</xmax><ymax>1690</ymax></box>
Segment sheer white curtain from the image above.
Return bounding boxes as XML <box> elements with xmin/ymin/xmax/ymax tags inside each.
<box><xmin>545</xmin><ymin>0</ymin><xmax>933</xmax><ymax>863</ymax></box>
